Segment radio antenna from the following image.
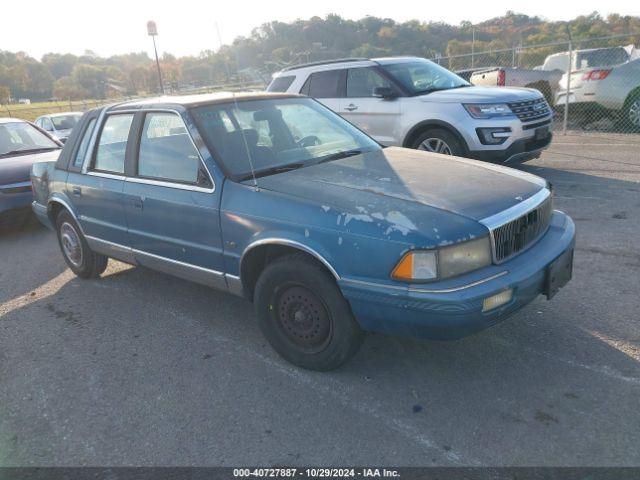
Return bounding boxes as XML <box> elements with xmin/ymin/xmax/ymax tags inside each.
<box><xmin>215</xmin><ymin>21</ymin><xmax>258</xmax><ymax>190</ymax></box>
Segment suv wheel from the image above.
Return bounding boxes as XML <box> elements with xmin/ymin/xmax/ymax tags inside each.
<box><xmin>412</xmin><ymin>128</ymin><xmax>463</xmax><ymax>156</ymax></box>
<box><xmin>56</xmin><ymin>210</ymin><xmax>108</xmax><ymax>278</ymax></box>
<box><xmin>622</xmin><ymin>93</ymin><xmax>640</xmax><ymax>132</ymax></box>
<box><xmin>254</xmin><ymin>254</ymin><xmax>365</xmax><ymax>371</ymax></box>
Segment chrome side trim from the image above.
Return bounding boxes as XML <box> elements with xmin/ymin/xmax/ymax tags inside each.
<box><xmin>341</xmin><ymin>270</ymin><xmax>509</xmax><ymax>294</ymax></box>
<box><xmin>85</xmin><ymin>235</ymin><xmax>136</xmax><ymax>264</ymax></box>
<box><xmin>133</xmin><ymin>248</ymin><xmax>227</xmax><ymax>290</ymax></box>
<box><xmin>225</xmin><ymin>274</ymin><xmax>244</xmax><ymax>297</ymax></box>
<box><xmin>125</xmin><ymin>175</ymin><xmax>214</xmax><ymax>193</ymax></box>
<box><xmin>0</xmin><ymin>180</ymin><xmax>31</xmax><ymax>190</ymax></box>
<box><xmin>240</xmin><ymin>238</ymin><xmax>340</xmax><ymax>280</ymax></box>
<box><xmin>480</xmin><ymin>188</ymin><xmax>551</xmax><ymax>230</ymax></box>
<box><xmin>86</xmin><ymin>171</ymin><xmax>126</xmax><ymax>180</ymax></box>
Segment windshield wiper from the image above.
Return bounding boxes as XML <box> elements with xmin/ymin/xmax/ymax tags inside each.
<box><xmin>0</xmin><ymin>147</ymin><xmax>59</xmax><ymax>157</ymax></box>
<box><xmin>315</xmin><ymin>148</ymin><xmax>364</xmax><ymax>164</ymax></box>
<box><xmin>238</xmin><ymin>162</ymin><xmax>307</xmax><ymax>181</ymax></box>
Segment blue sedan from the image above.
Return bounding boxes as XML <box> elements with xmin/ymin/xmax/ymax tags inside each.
<box><xmin>31</xmin><ymin>93</ymin><xmax>574</xmax><ymax>370</ymax></box>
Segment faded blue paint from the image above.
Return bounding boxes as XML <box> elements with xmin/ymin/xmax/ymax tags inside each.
<box><xmin>31</xmin><ymin>96</ymin><xmax>575</xmax><ymax>341</ymax></box>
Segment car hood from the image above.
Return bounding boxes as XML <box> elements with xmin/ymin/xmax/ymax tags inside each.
<box><xmin>0</xmin><ymin>150</ymin><xmax>60</xmax><ymax>185</ymax></box>
<box><xmin>253</xmin><ymin>147</ymin><xmax>546</xmax><ymax>225</ymax></box>
<box><xmin>54</xmin><ymin>128</ymin><xmax>72</xmax><ymax>138</ymax></box>
<box><xmin>419</xmin><ymin>86</ymin><xmax>541</xmax><ymax>103</ymax></box>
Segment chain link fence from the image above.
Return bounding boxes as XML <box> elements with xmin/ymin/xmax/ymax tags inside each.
<box><xmin>433</xmin><ymin>33</ymin><xmax>640</xmax><ymax>135</ymax></box>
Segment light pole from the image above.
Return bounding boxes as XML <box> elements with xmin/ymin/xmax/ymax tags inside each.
<box><xmin>147</xmin><ymin>20</ymin><xmax>164</xmax><ymax>95</ymax></box>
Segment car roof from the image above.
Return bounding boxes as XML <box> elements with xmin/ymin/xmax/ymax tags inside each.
<box><xmin>44</xmin><ymin>111</ymin><xmax>84</xmax><ymax>118</ymax></box>
<box><xmin>110</xmin><ymin>91</ymin><xmax>302</xmax><ymax>111</ymax></box>
<box><xmin>0</xmin><ymin>117</ymin><xmax>27</xmax><ymax>124</ymax></box>
<box><xmin>274</xmin><ymin>56</ymin><xmax>427</xmax><ymax>76</ymax></box>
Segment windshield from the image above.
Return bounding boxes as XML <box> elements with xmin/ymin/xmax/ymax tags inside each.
<box><xmin>381</xmin><ymin>59</ymin><xmax>470</xmax><ymax>95</ymax></box>
<box><xmin>0</xmin><ymin>122</ymin><xmax>60</xmax><ymax>157</ymax></box>
<box><xmin>51</xmin><ymin>114</ymin><xmax>81</xmax><ymax>130</ymax></box>
<box><xmin>190</xmin><ymin>97</ymin><xmax>380</xmax><ymax>179</ymax></box>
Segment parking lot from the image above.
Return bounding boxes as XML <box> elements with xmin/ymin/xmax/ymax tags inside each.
<box><xmin>1</xmin><ymin>133</ymin><xmax>639</xmax><ymax>466</ymax></box>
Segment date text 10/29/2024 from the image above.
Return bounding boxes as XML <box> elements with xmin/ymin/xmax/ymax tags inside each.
<box><xmin>233</xmin><ymin>468</ymin><xmax>401</xmax><ymax>478</ymax></box>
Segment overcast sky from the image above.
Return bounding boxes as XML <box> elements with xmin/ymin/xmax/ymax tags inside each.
<box><xmin>3</xmin><ymin>0</ymin><xmax>639</xmax><ymax>59</ymax></box>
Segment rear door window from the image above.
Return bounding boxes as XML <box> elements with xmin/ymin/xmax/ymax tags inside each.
<box><xmin>306</xmin><ymin>70</ymin><xmax>344</xmax><ymax>98</ymax></box>
<box><xmin>93</xmin><ymin>114</ymin><xmax>133</xmax><ymax>174</ymax></box>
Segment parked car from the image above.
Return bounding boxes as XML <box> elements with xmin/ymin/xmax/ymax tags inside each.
<box><xmin>555</xmin><ymin>58</ymin><xmax>640</xmax><ymax>130</ymax></box>
<box><xmin>0</xmin><ymin>118</ymin><xmax>61</xmax><ymax>226</ymax></box>
<box><xmin>540</xmin><ymin>45</ymin><xmax>633</xmax><ymax>73</ymax></box>
<box><xmin>268</xmin><ymin>57</ymin><xmax>553</xmax><ymax>164</ymax></box>
<box><xmin>31</xmin><ymin>93</ymin><xmax>575</xmax><ymax>370</ymax></box>
<box><xmin>35</xmin><ymin>112</ymin><xmax>83</xmax><ymax>143</ymax></box>
<box><xmin>470</xmin><ymin>67</ymin><xmax>562</xmax><ymax>105</ymax></box>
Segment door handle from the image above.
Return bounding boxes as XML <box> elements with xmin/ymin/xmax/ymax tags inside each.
<box><xmin>71</xmin><ymin>186</ymin><xmax>82</xmax><ymax>196</ymax></box>
<box><xmin>131</xmin><ymin>196</ymin><xmax>144</xmax><ymax>210</ymax></box>
<box><xmin>344</xmin><ymin>103</ymin><xmax>358</xmax><ymax>112</ymax></box>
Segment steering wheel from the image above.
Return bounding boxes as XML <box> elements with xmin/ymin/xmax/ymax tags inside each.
<box><xmin>297</xmin><ymin>135</ymin><xmax>321</xmax><ymax>148</ymax></box>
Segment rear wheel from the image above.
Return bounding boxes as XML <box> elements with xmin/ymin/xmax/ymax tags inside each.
<box><xmin>56</xmin><ymin>210</ymin><xmax>108</xmax><ymax>278</ymax></box>
<box><xmin>621</xmin><ymin>92</ymin><xmax>640</xmax><ymax>132</ymax></box>
<box><xmin>412</xmin><ymin>128</ymin><xmax>464</xmax><ymax>156</ymax></box>
<box><xmin>254</xmin><ymin>254</ymin><xmax>365</xmax><ymax>370</ymax></box>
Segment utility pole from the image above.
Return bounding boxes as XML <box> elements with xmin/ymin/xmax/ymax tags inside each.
<box><xmin>147</xmin><ymin>21</ymin><xmax>164</xmax><ymax>95</ymax></box>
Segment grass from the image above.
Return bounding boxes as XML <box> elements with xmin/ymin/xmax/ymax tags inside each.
<box><xmin>0</xmin><ymin>99</ymin><xmax>108</xmax><ymax>122</ymax></box>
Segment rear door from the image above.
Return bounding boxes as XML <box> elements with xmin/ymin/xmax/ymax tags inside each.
<box><xmin>122</xmin><ymin>110</ymin><xmax>225</xmax><ymax>288</ymax></box>
<box><xmin>67</xmin><ymin>112</ymin><xmax>132</xmax><ymax>249</ymax></box>
<box><xmin>340</xmin><ymin>67</ymin><xmax>402</xmax><ymax>146</ymax></box>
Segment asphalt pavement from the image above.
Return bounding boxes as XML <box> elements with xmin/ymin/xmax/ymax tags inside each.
<box><xmin>1</xmin><ymin>132</ymin><xmax>639</xmax><ymax>466</ymax></box>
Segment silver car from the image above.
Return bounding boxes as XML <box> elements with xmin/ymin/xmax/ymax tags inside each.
<box><xmin>268</xmin><ymin>57</ymin><xmax>553</xmax><ymax>163</ymax></box>
<box><xmin>34</xmin><ymin>112</ymin><xmax>83</xmax><ymax>143</ymax></box>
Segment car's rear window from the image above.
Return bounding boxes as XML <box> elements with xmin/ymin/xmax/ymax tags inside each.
<box><xmin>267</xmin><ymin>75</ymin><xmax>296</xmax><ymax>92</ymax></box>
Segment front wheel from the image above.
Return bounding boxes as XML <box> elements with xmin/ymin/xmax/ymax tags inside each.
<box><xmin>411</xmin><ymin>128</ymin><xmax>464</xmax><ymax>156</ymax></box>
<box><xmin>254</xmin><ymin>254</ymin><xmax>365</xmax><ymax>371</ymax></box>
<box><xmin>56</xmin><ymin>210</ymin><xmax>108</xmax><ymax>278</ymax></box>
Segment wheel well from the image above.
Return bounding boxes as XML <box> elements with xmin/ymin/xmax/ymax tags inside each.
<box><xmin>403</xmin><ymin>121</ymin><xmax>469</xmax><ymax>153</ymax></box>
<box><xmin>240</xmin><ymin>244</ymin><xmax>336</xmax><ymax>300</ymax></box>
<box><xmin>47</xmin><ymin>201</ymin><xmax>64</xmax><ymax>225</ymax></box>
<box><xmin>624</xmin><ymin>87</ymin><xmax>640</xmax><ymax>107</ymax></box>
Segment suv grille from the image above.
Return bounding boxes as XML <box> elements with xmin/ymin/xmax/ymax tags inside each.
<box><xmin>491</xmin><ymin>195</ymin><xmax>553</xmax><ymax>262</ymax></box>
<box><xmin>508</xmin><ymin>97</ymin><xmax>551</xmax><ymax>122</ymax></box>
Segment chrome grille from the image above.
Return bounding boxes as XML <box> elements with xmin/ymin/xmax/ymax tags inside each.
<box><xmin>491</xmin><ymin>195</ymin><xmax>553</xmax><ymax>263</ymax></box>
<box><xmin>508</xmin><ymin>97</ymin><xmax>552</xmax><ymax>123</ymax></box>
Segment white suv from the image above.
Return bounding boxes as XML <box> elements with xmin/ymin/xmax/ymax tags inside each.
<box><xmin>268</xmin><ymin>57</ymin><xmax>553</xmax><ymax>163</ymax></box>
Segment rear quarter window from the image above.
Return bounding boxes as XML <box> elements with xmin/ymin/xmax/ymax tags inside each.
<box><xmin>267</xmin><ymin>75</ymin><xmax>296</xmax><ymax>92</ymax></box>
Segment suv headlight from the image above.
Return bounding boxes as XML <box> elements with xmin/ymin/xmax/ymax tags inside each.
<box><xmin>391</xmin><ymin>237</ymin><xmax>492</xmax><ymax>282</ymax></box>
<box><xmin>463</xmin><ymin>103</ymin><xmax>512</xmax><ymax>119</ymax></box>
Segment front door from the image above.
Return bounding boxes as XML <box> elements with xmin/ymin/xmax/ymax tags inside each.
<box><xmin>122</xmin><ymin>111</ymin><xmax>225</xmax><ymax>289</ymax></box>
<box><xmin>339</xmin><ymin>67</ymin><xmax>402</xmax><ymax>146</ymax></box>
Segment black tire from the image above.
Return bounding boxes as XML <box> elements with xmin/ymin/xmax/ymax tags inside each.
<box><xmin>620</xmin><ymin>91</ymin><xmax>640</xmax><ymax>133</ymax></box>
<box><xmin>254</xmin><ymin>254</ymin><xmax>365</xmax><ymax>371</ymax></box>
<box><xmin>411</xmin><ymin>128</ymin><xmax>464</xmax><ymax>156</ymax></box>
<box><xmin>55</xmin><ymin>210</ymin><xmax>108</xmax><ymax>279</ymax></box>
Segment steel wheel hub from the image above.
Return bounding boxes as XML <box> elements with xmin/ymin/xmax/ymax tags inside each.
<box><xmin>418</xmin><ymin>138</ymin><xmax>452</xmax><ymax>155</ymax></box>
<box><xmin>276</xmin><ymin>285</ymin><xmax>331</xmax><ymax>352</ymax></box>
<box><xmin>60</xmin><ymin>222</ymin><xmax>83</xmax><ymax>267</ymax></box>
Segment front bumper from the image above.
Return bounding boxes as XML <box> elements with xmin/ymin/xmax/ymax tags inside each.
<box><xmin>339</xmin><ymin>211</ymin><xmax>575</xmax><ymax>340</ymax></box>
<box><xmin>468</xmin><ymin>131</ymin><xmax>552</xmax><ymax>164</ymax></box>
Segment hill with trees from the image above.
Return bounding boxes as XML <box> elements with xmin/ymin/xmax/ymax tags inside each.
<box><xmin>0</xmin><ymin>11</ymin><xmax>638</xmax><ymax>102</ymax></box>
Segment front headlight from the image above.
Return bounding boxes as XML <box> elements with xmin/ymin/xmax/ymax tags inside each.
<box><xmin>391</xmin><ymin>237</ymin><xmax>492</xmax><ymax>282</ymax></box>
<box><xmin>463</xmin><ymin>103</ymin><xmax>512</xmax><ymax>119</ymax></box>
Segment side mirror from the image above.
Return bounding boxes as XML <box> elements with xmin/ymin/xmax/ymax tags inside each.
<box><xmin>373</xmin><ymin>86</ymin><xmax>397</xmax><ymax>99</ymax></box>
